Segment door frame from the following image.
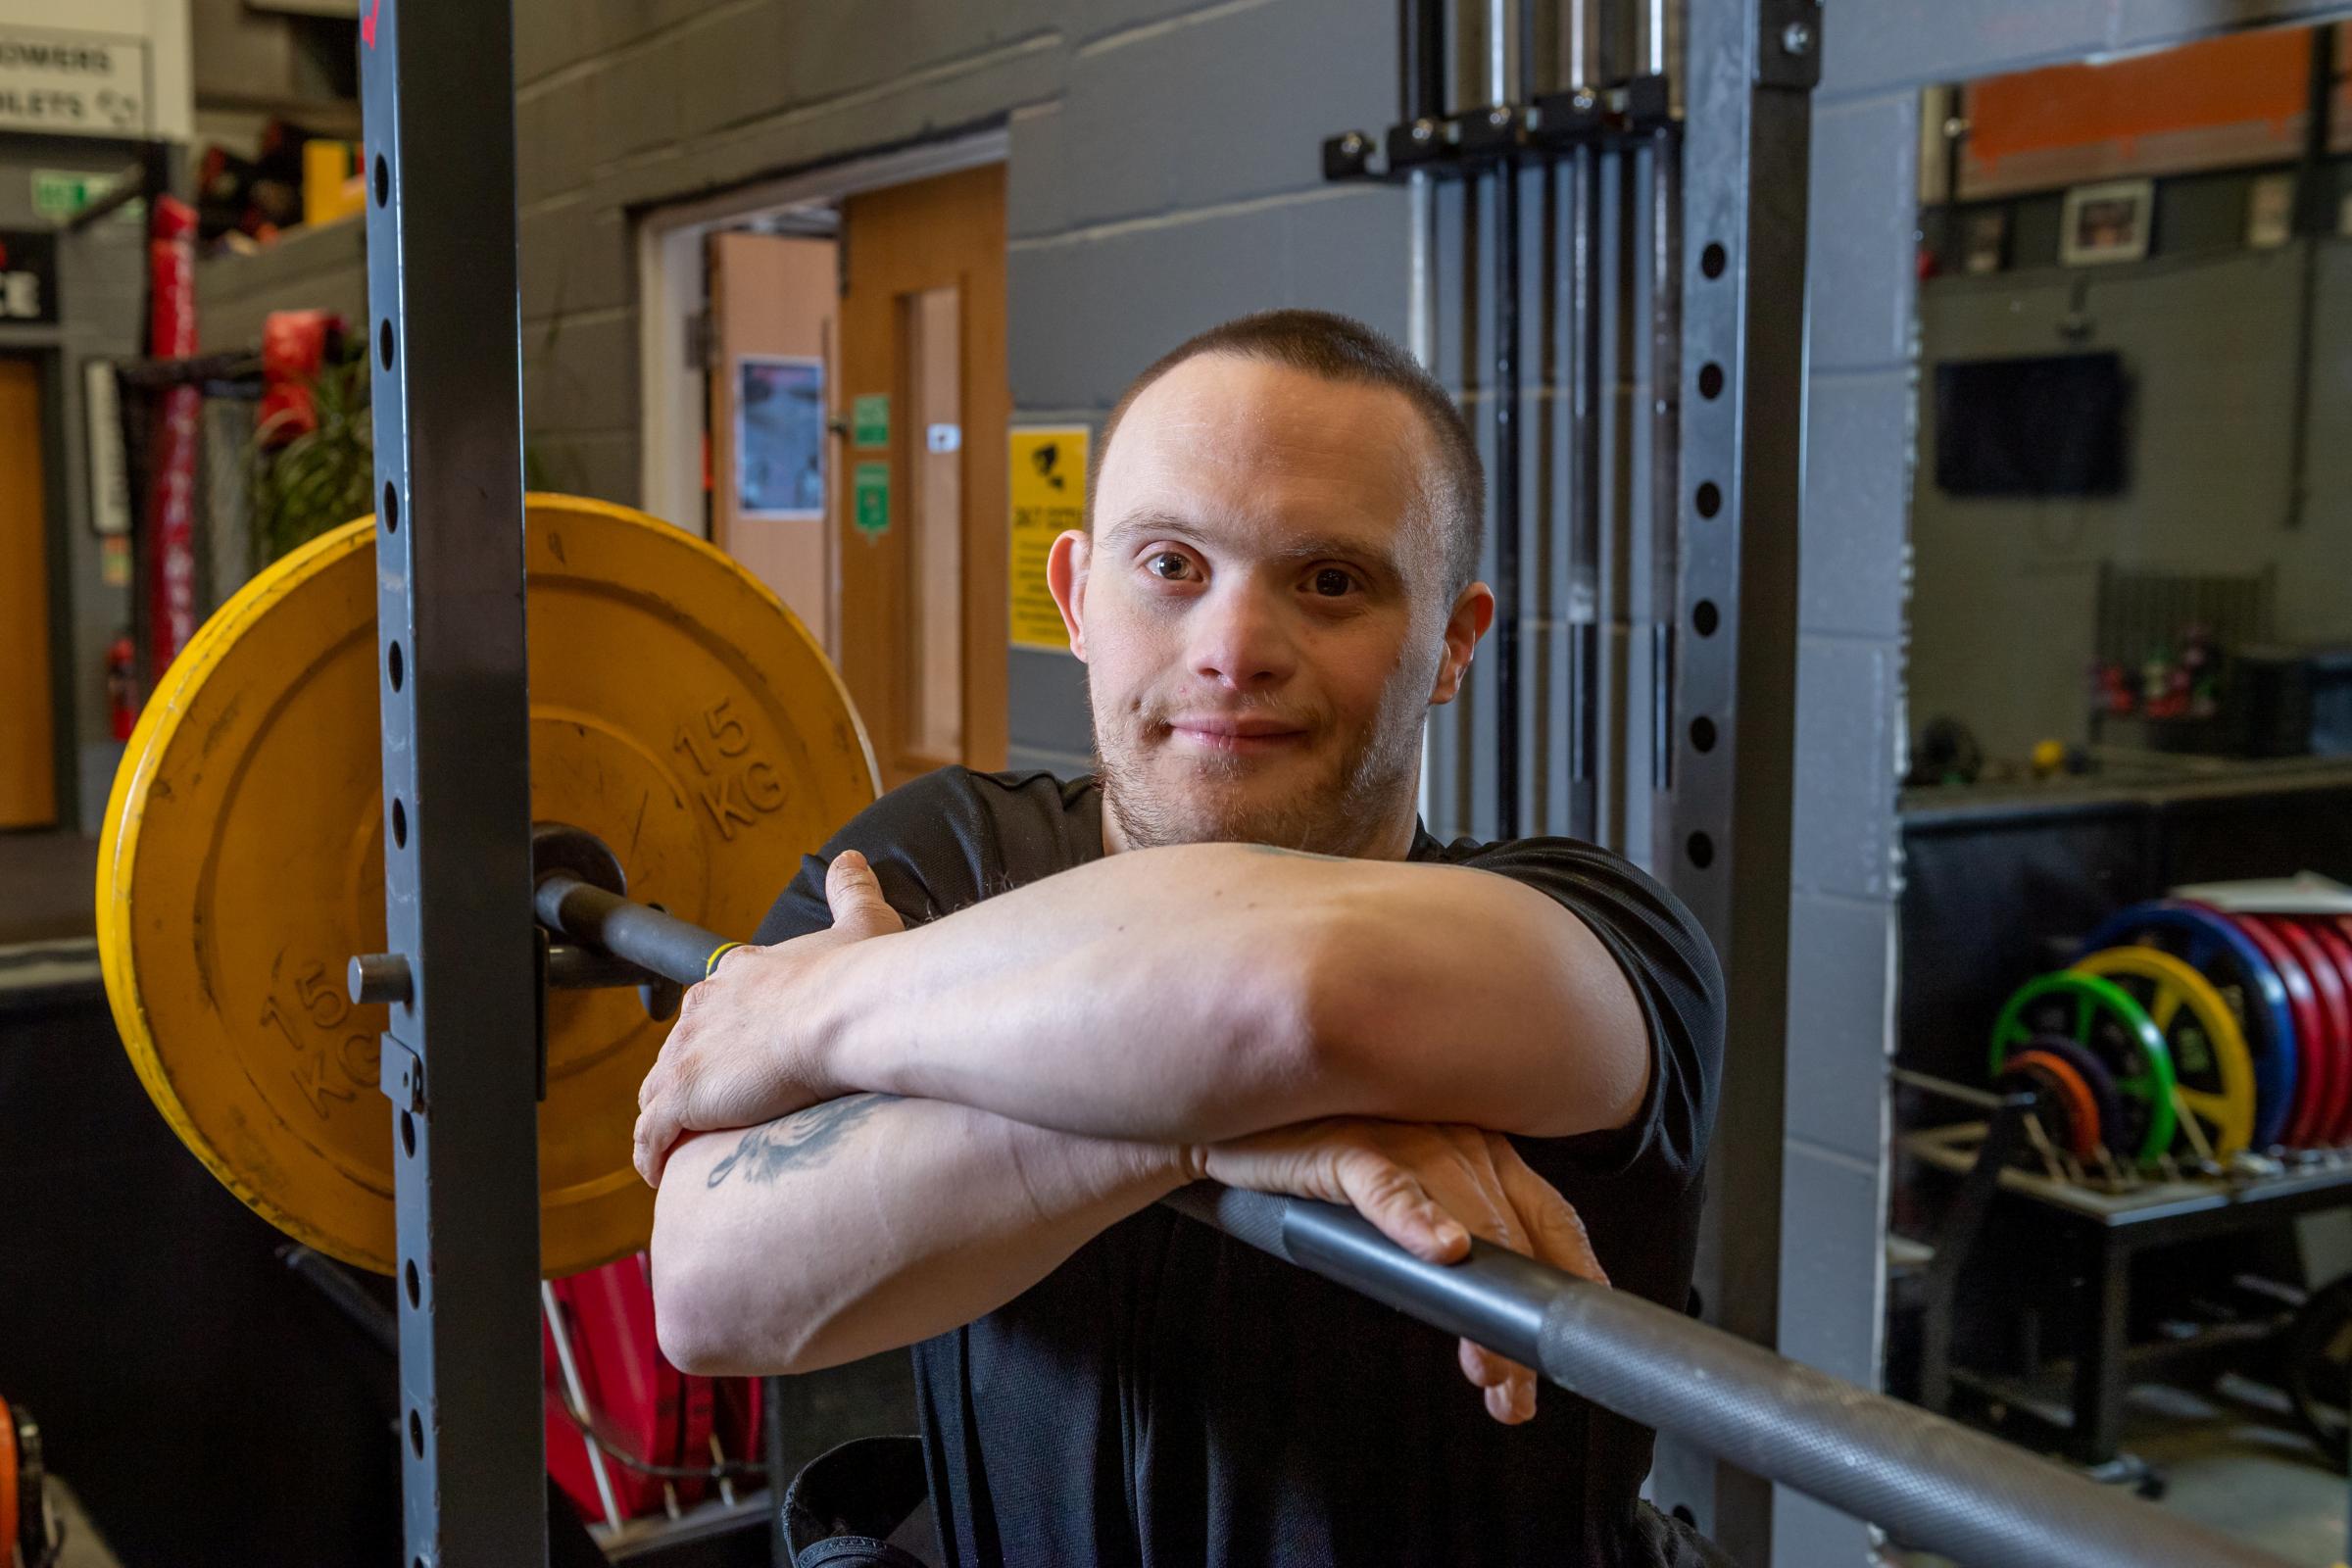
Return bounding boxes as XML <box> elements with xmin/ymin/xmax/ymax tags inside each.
<box><xmin>0</xmin><ymin>346</ymin><xmax>74</xmax><ymax>830</ymax></box>
<box><xmin>635</xmin><ymin>129</ymin><xmax>1008</xmax><ymax>538</ymax></box>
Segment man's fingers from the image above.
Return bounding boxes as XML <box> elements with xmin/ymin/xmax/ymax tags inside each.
<box><xmin>1485</xmin><ymin>1378</ymin><xmax>1535</xmax><ymax>1425</ymax></box>
<box><xmin>1332</xmin><ymin>1151</ymin><xmax>1470</xmax><ymax>1262</ymax></box>
<box><xmin>708</xmin><ymin>942</ymin><xmax>762</xmax><ymax>977</ymax></box>
<box><xmin>1490</xmin><ymin>1136</ymin><xmax>1610</xmax><ymax>1286</ymax></box>
<box><xmin>824</xmin><ymin>851</ymin><xmax>903</xmax><ymax>938</ymax></box>
<box><xmin>632</xmin><ymin>1105</ymin><xmax>672</xmax><ymax>1188</ymax></box>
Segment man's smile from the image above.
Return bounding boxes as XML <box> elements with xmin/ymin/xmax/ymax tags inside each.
<box><xmin>1161</xmin><ymin>714</ymin><xmax>1312</xmax><ymax>755</ymax></box>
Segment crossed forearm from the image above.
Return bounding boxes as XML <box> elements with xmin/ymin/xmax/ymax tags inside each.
<box><xmin>651</xmin><ymin>1092</ymin><xmax>1185</xmax><ymax>1376</ymax></box>
<box><xmin>809</xmin><ymin>842</ymin><xmax>1647</xmax><ymax>1144</ymax></box>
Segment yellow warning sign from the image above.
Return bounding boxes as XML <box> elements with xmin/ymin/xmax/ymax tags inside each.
<box><xmin>1008</xmin><ymin>425</ymin><xmax>1088</xmax><ymax>652</ymax></box>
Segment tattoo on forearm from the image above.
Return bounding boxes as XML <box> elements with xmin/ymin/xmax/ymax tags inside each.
<box><xmin>706</xmin><ymin>1094</ymin><xmax>900</xmax><ymax>1188</ymax></box>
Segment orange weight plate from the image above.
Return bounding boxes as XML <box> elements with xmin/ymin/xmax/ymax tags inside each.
<box><xmin>98</xmin><ymin>495</ymin><xmax>877</xmax><ymax>1276</ymax></box>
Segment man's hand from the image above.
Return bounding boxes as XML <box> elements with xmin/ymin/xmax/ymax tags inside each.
<box><xmin>633</xmin><ymin>852</ymin><xmax>902</xmax><ymax>1187</ymax></box>
<box><xmin>1192</xmin><ymin>1120</ymin><xmax>1606</xmax><ymax>1427</ymax></box>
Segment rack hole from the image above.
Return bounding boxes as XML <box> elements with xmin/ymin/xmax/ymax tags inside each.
<box><xmin>1693</xmin><ymin>600</ymin><xmax>1720</xmax><ymax>637</ymax></box>
<box><xmin>382</xmin><ymin>482</ymin><xmax>399</xmax><ymax>533</ymax></box>
<box><xmin>400</xmin><ymin>1110</ymin><xmax>416</xmax><ymax>1156</ymax></box>
<box><xmin>1687</xmin><ymin>831</ymin><xmax>1716</xmax><ymax>869</ymax></box>
<box><xmin>1695</xmin><ymin>481</ymin><xmax>1722</xmax><ymax>519</ymax></box>
<box><xmin>1700</xmin><ymin>242</ymin><xmax>1727</xmax><ymax>279</ymax></box>
<box><xmin>409</xmin><ymin>1409</ymin><xmax>424</xmax><ymax>1457</ymax></box>
<box><xmin>391</xmin><ymin>797</ymin><xmax>408</xmax><ymax>849</ymax></box>
<box><xmin>405</xmin><ymin>1258</ymin><xmax>421</xmax><ymax>1308</ymax></box>
<box><xmin>1698</xmin><ymin>362</ymin><xmax>1725</xmax><ymax>400</ymax></box>
<box><xmin>1690</xmin><ymin>715</ymin><xmax>1717</xmax><ymax>754</ymax></box>
<box><xmin>388</xmin><ymin>641</ymin><xmax>404</xmax><ymax>692</ymax></box>
<box><xmin>379</xmin><ymin>319</ymin><xmax>395</xmax><ymax>371</ymax></box>
<box><xmin>373</xmin><ymin>155</ymin><xmax>389</xmax><ymax>208</ymax></box>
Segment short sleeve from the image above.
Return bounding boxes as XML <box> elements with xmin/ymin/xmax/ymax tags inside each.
<box><xmin>1446</xmin><ymin>837</ymin><xmax>1725</xmax><ymax>1187</ymax></box>
<box><xmin>752</xmin><ymin>767</ymin><xmax>996</xmax><ymax>946</ymax></box>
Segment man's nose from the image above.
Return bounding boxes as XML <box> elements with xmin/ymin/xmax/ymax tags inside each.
<box><xmin>1189</xmin><ymin>581</ymin><xmax>1298</xmax><ymax>692</ymax></box>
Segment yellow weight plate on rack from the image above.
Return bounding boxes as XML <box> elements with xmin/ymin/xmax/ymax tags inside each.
<box><xmin>97</xmin><ymin>495</ymin><xmax>877</xmax><ymax>1277</ymax></box>
<box><xmin>2072</xmin><ymin>944</ymin><xmax>2257</xmax><ymax>1159</ymax></box>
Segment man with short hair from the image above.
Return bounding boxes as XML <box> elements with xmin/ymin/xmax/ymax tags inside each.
<box><xmin>638</xmin><ymin>310</ymin><xmax>1724</xmax><ymax>1566</ymax></box>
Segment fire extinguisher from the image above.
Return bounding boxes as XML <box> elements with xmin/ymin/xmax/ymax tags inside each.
<box><xmin>107</xmin><ymin>632</ymin><xmax>140</xmax><ymax>741</ymax></box>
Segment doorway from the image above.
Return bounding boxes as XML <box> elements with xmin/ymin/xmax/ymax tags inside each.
<box><xmin>0</xmin><ymin>355</ymin><xmax>57</xmax><ymax>829</ymax></box>
<box><xmin>640</xmin><ymin>135</ymin><xmax>1010</xmax><ymax>789</ymax></box>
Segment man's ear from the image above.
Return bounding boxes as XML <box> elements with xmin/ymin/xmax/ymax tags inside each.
<box><xmin>1429</xmin><ymin>582</ymin><xmax>1494</xmax><ymax>706</ymax></box>
<box><xmin>1047</xmin><ymin>529</ymin><xmax>1093</xmax><ymax>662</ymax></box>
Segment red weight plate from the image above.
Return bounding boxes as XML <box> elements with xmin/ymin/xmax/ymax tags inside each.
<box><xmin>2269</xmin><ymin>917</ymin><xmax>2352</xmax><ymax>1149</ymax></box>
<box><xmin>549</xmin><ymin>1254</ymin><xmax>684</xmax><ymax>1520</ymax></box>
<box><xmin>674</xmin><ymin>1356</ymin><xmax>716</xmax><ymax>1510</ymax></box>
<box><xmin>713</xmin><ymin>1376</ymin><xmax>762</xmax><ymax>1470</ymax></box>
<box><xmin>2228</xmin><ymin>911</ymin><xmax>2334</xmax><ymax>1148</ymax></box>
<box><xmin>2297</xmin><ymin>921</ymin><xmax>2352</xmax><ymax>1143</ymax></box>
<box><xmin>0</xmin><ymin>1396</ymin><xmax>17</xmax><ymax>1568</ymax></box>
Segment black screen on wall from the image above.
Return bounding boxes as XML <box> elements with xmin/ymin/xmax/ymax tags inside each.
<box><xmin>1934</xmin><ymin>352</ymin><xmax>2128</xmax><ymax>497</ymax></box>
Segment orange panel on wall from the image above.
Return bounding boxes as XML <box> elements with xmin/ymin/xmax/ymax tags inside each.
<box><xmin>1962</xmin><ymin>27</ymin><xmax>2314</xmax><ymax>198</ymax></box>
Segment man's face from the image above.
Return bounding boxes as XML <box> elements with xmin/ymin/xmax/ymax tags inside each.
<box><xmin>1049</xmin><ymin>353</ymin><xmax>1487</xmax><ymax>857</ymax></box>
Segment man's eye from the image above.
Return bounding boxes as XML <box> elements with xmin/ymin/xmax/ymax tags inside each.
<box><xmin>1147</xmin><ymin>553</ymin><xmax>1194</xmax><ymax>580</ymax></box>
<box><xmin>1310</xmin><ymin>567</ymin><xmax>1356</xmax><ymax>597</ymax></box>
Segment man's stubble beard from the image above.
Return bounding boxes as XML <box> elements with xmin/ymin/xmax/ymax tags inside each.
<box><xmin>1094</xmin><ymin>674</ymin><xmax>1430</xmax><ymax>858</ymax></box>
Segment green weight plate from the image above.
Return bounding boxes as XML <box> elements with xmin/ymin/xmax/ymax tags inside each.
<box><xmin>1991</xmin><ymin>971</ymin><xmax>2177</xmax><ymax>1167</ymax></box>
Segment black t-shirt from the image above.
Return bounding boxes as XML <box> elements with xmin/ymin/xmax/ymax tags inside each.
<box><xmin>756</xmin><ymin>768</ymin><xmax>1725</xmax><ymax>1568</ymax></box>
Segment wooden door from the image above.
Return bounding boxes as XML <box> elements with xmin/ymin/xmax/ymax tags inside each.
<box><xmin>0</xmin><ymin>356</ymin><xmax>56</xmax><ymax>828</ymax></box>
<box><xmin>837</xmin><ymin>166</ymin><xmax>1008</xmax><ymax>788</ymax></box>
<box><xmin>708</xmin><ymin>231</ymin><xmax>841</xmax><ymax>655</ymax></box>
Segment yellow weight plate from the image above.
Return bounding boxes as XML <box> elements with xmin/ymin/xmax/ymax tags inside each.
<box><xmin>98</xmin><ymin>494</ymin><xmax>877</xmax><ymax>1277</ymax></box>
<box><xmin>2072</xmin><ymin>945</ymin><xmax>2257</xmax><ymax>1159</ymax></box>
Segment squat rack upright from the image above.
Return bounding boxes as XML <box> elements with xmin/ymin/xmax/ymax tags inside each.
<box><xmin>359</xmin><ymin>1</ymin><xmax>547</xmax><ymax>1560</ymax></box>
<box><xmin>350</xmin><ymin>4</ymin><xmax>2302</xmax><ymax>1567</ymax></box>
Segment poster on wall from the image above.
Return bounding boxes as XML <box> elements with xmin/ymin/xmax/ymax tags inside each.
<box><xmin>734</xmin><ymin>355</ymin><xmax>825</xmax><ymax>520</ymax></box>
<box><xmin>2246</xmin><ymin>172</ymin><xmax>2296</xmax><ymax>249</ymax></box>
<box><xmin>1961</xmin><ymin>209</ymin><xmax>2008</xmax><ymax>275</ymax></box>
<box><xmin>1008</xmin><ymin>426</ymin><xmax>1087</xmax><ymax>653</ymax></box>
<box><xmin>0</xmin><ymin>228</ymin><xmax>58</xmax><ymax>323</ymax></box>
<box><xmin>2059</xmin><ymin>179</ymin><xmax>2154</xmax><ymax>267</ymax></box>
<box><xmin>0</xmin><ymin>27</ymin><xmax>150</xmax><ymax>138</ymax></box>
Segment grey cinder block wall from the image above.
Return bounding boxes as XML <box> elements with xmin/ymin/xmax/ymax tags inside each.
<box><xmin>196</xmin><ymin>0</ymin><xmax>1412</xmax><ymax>783</ymax></box>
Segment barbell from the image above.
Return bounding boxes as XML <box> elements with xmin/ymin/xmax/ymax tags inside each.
<box><xmin>93</xmin><ymin>494</ymin><xmax>2300</xmax><ymax>1568</ymax></box>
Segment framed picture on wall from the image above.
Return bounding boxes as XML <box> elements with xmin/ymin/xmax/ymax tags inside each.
<box><xmin>2059</xmin><ymin>178</ymin><xmax>2154</xmax><ymax>266</ymax></box>
<box><xmin>1962</xmin><ymin>209</ymin><xmax>2008</xmax><ymax>274</ymax></box>
<box><xmin>2246</xmin><ymin>172</ymin><xmax>2296</xmax><ymax>248</ymax></box>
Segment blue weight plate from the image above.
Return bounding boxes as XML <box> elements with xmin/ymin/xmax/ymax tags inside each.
<box><xmin>2079</xmin><ymin>900</ymin><xmax>2298</xmax><ymax>1149</ymax></box>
